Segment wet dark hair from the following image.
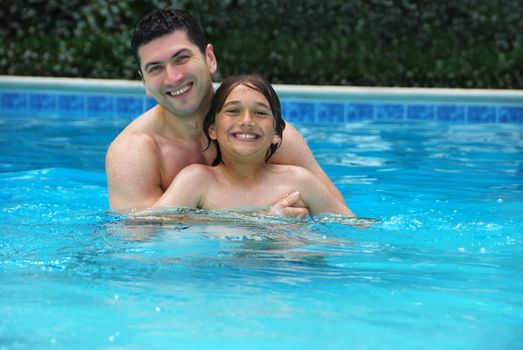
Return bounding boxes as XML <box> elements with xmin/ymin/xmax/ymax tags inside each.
<box><xmin>131</xmin><ymin>9</ymin><xmax>207</xmax><ymax>72</ymax></box>
<box><xmin>204</xmin><ymin>74</ymin><xmax>286</xmax><ymax>166</ymax></box>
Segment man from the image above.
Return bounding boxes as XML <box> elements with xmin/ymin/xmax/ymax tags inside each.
<box><xmin>106</xmin><ymin>9</ymin><xmax>346</xmax><ymax>216</ymax></box>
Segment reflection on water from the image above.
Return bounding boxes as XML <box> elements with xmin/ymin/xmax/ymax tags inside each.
<box><xmin>127</xmin><ymin>207</ymin><xmax>375</xmax><ymax>225</ymax></box>
<box><xmin>102</xmin><ymin>208</ymin><xmax>378</xmax><ymax>271</ymax></box>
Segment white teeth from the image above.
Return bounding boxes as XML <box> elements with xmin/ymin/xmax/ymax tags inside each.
<box><xmin>235</xmin><ymin>133</ymin><xmax>257</xmax><ymax>139</ymax></box>
<box><xmin>168</xmin><ymin>84</ymin><xmax>191</xmax><ymax>96</ymax></box>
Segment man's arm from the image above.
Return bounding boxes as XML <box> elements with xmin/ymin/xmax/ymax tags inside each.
<box><xmin>270</xmin><ymin>122</ymin><xmax>346</xmax><ymax>205</ymax></box>
<box><xmin>106</xmin><ymin>134</ymin><xmax>163</xmax><ymax>211</ymax></box>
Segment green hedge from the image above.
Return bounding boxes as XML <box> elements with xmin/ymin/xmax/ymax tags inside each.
<box><xmin>1</xmin><ymin>0</ymin><xmax>522</xmax><ymax>88</ymax></box>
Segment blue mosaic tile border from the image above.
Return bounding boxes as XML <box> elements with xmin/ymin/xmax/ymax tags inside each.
<box><xmin>1</xmin><ymin>90</ymin><xmax>523</xmax><ymax>123</ymax></box>
<box><xmin>0</xmin><ymin>91</ymin><xmax>149</xmax><ymax>119</ymax></box>
<box><xmin>281</xmin><ymin>100</ymin><xmax>523</xmax><ymax>123</ymax></box>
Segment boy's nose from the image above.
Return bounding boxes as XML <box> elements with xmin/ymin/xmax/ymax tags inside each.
<box><xmin>239</xmin><ymin>112</ymin><xmax>254</xmax><ymax>126</ymax></box>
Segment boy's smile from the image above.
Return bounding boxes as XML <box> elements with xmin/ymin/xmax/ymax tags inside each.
<box><xmin>230</xmin><ymin>131</ymin><xmax>261</xmax><ymax>141</ymax></box>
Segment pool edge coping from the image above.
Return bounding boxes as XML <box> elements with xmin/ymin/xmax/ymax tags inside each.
<box><xmin>2</xmin><ymin>75</ymin><xmax>523</xmax><ymax>103</ymax></box>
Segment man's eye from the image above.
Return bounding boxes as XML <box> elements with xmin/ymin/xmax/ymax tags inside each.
<box><xmin>176</xmin><ymin>55</ymin><xmax>189</xmax><ymax>63</ymax></box>
<box><xmin>147</xmin><ymin>66</ymin><xmax>161</xmax><ymax>73</ymax></box>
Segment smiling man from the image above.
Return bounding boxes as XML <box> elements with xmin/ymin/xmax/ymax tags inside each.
<box><xmin>105</xmin><ymin>8</ymin><xmax>346</xmax><ymax>216</ymax></box>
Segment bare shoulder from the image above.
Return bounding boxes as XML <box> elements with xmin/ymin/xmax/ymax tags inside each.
<box><xmin>105</xmin><ymin>108</ymin><xmax>165</xmax><ymax>210</ymax></box>
<box><xmin>106</xmin><ymin>130</ymin><xmax>159</xmax><ymax>170</ymax></box>
<box><xmin>176</xmin><ymin>163</ymin><xmax>214</xmax><ymax>180</ymax></box>
<box><xmin>287</xmin><ymin>164</ymin><xmax>319</xmax><ymax>183</ymax></box>
<box><xmin>108</xmin><ymin>126</ymin><xmax>155</xmax><ymax>150</ymax></box>
<box><xmin>106</xmin><ymin>106</ymin><xmax>165</xmax><ymax>167</ymax></box>
<box><xmin>269</xmin><ymin>164</ymin><xmax>317</xmax><ymax>184</ymax></box>
<box><xmin>154</xmin><ymin>164</ymin><xmax>214</xmax><ymax>209</ymax></box>
<box><xmin>165</xmin><ymin>164</ymin><xmax>213</xmax><ymax>197</ymax></box>
<box><xmin>273</xmin><ymin>164</ymin><xmax>333</xmax><ymax>200</ymax></box>
<box><xmin>271</xmin><ymin>164</ymin><xmax>351</xmax><ymax>216</ymax></box>
<box><xmin>271</xmin><ymin>163</ymin><xmax>314</xmax><ymax>175</ymax></box>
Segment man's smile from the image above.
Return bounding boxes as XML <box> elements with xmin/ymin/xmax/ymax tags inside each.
<box><xmin>166</xmin><ymin>82</ymin><xmax>193</xmax><ymax>97</ymax></box>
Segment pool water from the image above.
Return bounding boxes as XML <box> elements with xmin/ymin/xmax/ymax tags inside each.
<box><xmin>1</xmin><ymin>115</ymin><xmax>522</xmax><ymax>349</ymax></box>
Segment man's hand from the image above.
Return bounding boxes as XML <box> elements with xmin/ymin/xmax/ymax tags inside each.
<box><xmin>267</xmin><ymin>191</ymin><xmax>309</xmax><ymax>218</ymax></box>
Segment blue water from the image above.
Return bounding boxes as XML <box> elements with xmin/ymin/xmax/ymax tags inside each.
<box><xmin>1</xmin><ymin>115</ymin><xmax>522</xmax><ymax>349</ymax></box>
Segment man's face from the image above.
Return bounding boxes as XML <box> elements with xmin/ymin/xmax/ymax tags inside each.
<box><xmin>138</xmin><ymin>30</ymin><xmax>217</xmax><ymax>118</ymax></box>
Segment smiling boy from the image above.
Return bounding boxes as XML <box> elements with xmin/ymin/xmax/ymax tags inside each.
<box><xmin>153</xmin><ymin>74</ymin><xmax>353</xmax><ymax>216</ymax></box>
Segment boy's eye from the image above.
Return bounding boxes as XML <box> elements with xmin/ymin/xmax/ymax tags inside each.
<box><xmin>224</xmin><ymin>108</ymin><xmax>239</xmax><ymax>114</ymax></box>
<box><xmin>255</xmin><ymin>110</ymin><xmax>271</xmax><ymax>117</ymax></box>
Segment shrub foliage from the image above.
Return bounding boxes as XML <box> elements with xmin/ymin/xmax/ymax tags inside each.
<box><xmin>1</xmin><ymin>0</ymin><xmax>522</xmax><ymax>88</ymax></box>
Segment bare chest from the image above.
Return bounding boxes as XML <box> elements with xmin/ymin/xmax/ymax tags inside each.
<box><xmin>202</xmin><ymin>181</ymin><xmax>297</xmax><ymax>211</ymax></box>
<box><xmin>157</xmin><ymin>140</ymin><xmax>216</xmax><ymax>190</ymax></box>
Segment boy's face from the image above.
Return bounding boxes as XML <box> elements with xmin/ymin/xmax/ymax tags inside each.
<box><xmin>209</xmin><ymin>84</ymin><xmax>280</xmax><ymax>161</ymax></box>
<box><xmin>138</xmin><ymin>30</ymin><xmax>217</xmax><ymax>118</ymax></box>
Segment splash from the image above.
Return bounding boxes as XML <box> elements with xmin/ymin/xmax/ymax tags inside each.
<box><xmin>124</xmin><ymin>207</ymin><xmax>378</xmax><ymax>227</ymax></box>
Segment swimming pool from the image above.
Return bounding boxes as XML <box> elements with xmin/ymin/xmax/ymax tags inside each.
<box><xmin>1</xmin><ymin>76</ymin><xmax>522</xmax><ymax>349</ymax></box>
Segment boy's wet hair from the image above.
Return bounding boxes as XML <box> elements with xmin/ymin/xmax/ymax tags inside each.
<box><xmin>204</xmin><ymin>74</ymin><xmax>286</xmax><ymax>166</ymax></box>
<box><xmin>131</xmin><ymin>9</ymin><xmax>207</xmax><ymax>72</ymax></box>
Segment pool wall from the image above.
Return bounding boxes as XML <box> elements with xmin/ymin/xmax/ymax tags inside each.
<box><xmin>1</xmin><ymin>75</ymin><xmax>522</xmax><ymax>123</ymax></box>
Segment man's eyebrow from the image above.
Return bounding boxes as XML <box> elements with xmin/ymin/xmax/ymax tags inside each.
<box><xmin>143</xmin><ymin>48</ymin><xmax>192</xmax><ymax>71</ymax></box>
<box><xmin>171</xmin><ymin>48</ymin><xmax>192</xmax><ymax>58</ymax></box>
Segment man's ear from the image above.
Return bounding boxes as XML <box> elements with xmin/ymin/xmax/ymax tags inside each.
<box><xmin>205</xmin><ymin>44</ymin><xmax>218</xmax><ymax>74</ymax></box>
<box><xmin>208</xmin><ymin>124</ymin><xmax>217</xmax><ymax>140</ymax></box>
<box><xmin>139</xmin><ymin>70</ymin><xmax>153</xmax><ymax>97</ymax></box>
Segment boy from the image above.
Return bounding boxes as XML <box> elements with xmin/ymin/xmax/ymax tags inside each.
<box><xmin>153</xmin><ymin>74</ymin><xmax>354</xmax><ymax>216</ymax></box>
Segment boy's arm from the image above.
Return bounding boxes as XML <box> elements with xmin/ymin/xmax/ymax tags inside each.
<box><xmin>294</xmin><ymin>167</ymin><xmax>355</xmax><ymax>216</ymax></box>
<box><xmin>269</xmin><ymin>122</ymin><xmax>346</xmax><ymax>205</ymax></box>
<box><xmin>152</xmin><ymin>164</ymin><xmax>207</xmax><ymax>209</ymax></box>
<box><xmin>267</xmin><ymin>191</ymin><xmax>309</xmax><ymax>218</ymax></box>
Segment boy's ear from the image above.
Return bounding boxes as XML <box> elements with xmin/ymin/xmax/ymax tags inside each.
<box><xmin>272</xmin><ymin>134</ymin><xmax>281</xmax><ymax>145</ymax></box>
<box><xmin>208</xmin><ymin>124</ymin><xmax>217</xmax><ymax>140</ymax></box>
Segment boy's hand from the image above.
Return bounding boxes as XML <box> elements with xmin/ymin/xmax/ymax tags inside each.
<box><xmin>268</xmin><ymin>191</ymin><xmax>309</xmax><ymax>218</ymax></box>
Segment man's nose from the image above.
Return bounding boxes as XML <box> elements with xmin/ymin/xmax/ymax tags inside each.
<box><xmin>165</xmin><ymin>64</ymin><xmax>183</xmax><ymax>84</ymax></box>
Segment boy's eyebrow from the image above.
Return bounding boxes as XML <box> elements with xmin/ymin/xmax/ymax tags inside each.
<box><xmin>223</xmin><ymin>100</ymin><xmax>271</xmax><ymax>109</ymax></box>
<box><xmin>143</xmin><ymin>48</ymin><xmax>192</xmax><ymax>71</ymax></box>
<box><xmin>254</xmin><ymin>101</ymin><xmax>271</xmax><ymax>109</ymax></box>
